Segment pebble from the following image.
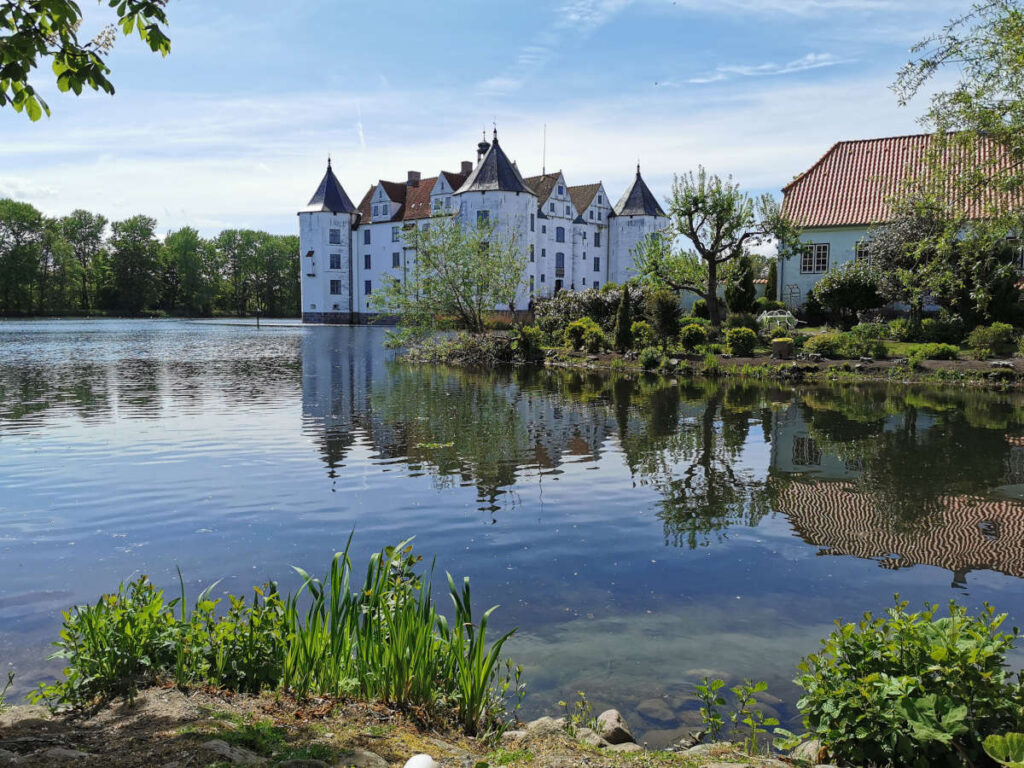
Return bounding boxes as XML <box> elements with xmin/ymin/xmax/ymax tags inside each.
<box><xmin>200</xmin><ymin>739</ymin><xmax>265</xmax><ymax>765</ymax></box>
<box><xmin>595</xmin><ymin>709</ymin><xmax>634</xmax><ymax>745</ymax></box>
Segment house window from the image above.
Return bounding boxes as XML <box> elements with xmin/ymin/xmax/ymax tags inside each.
<box><xmin>364</xmin><ymin>253</ymin><xmax>371</xmax><ymax>270</ymax></box>
<box><xmin>594</xmin><ymin>232</ymin><xmax>601</xmax><ymax>247</ymax></box>
<box><xmin>329</xmin><ymin>228</ymin><xmax>341</xmax><ymax>244</ymax></box>
<box><xmin>364</xmin><ymin>279</ymin><xmax>372</xmax><ymax>296</ymax></box>
<box><xmin>589</xmin><ymin>210</ymin><xmax>594</xmax><ymax>220</ymax></box>
<box><xmin>477</xmin><ymin>210</ymin><xmax>489</xmax><ymax>225</ymax></box>
<box><xmin>793</xmin><ymin>436</ymin><xmax>822</xmax><ymax>466</ymax></box>
<box><xmin>392</xmin><ymin>226</ymin><xmax>400</xmax><ymax>242</ymax></box>
<box><xmin>530</xmin><ymin>213</ymin><xmax>535</xmax><ymax>232</ymax></box>
<box><xmin>372</xmin><ymin>205</ymin><xmax>378</xmax><ymax>216</ymax></box>
<box><xmin>433</xmin><ymin>198</ymin><xmax>443</xmax><ymax>212</ymax></box>
<box><xmin>549</xmin><ymin>203</ymin><xmax>555</xmax><ymax>213</ymax></box>
<box><xmin>421</xmin><ymin>222</ymin><xmax>430</xmax><ymax>231</ymax></box>
<box><xmin>363</xmin><ymin>230</ymin><xmax>371</xmax><ymax>245</ymax></box>
<box><xmin>800</xmin><ymin>243</ymin><xmax>829</xmax><ymax>274</ymax></box>
<box><xmin>329</xmin><ymin>253</ymin><xmax>341</xmax><ymax>269</ymax></box>
<box><xmin>855</xmin><ymin>242</ymin><xmax>871</xmax><ymax>264</ymax></box>
<box><xmin>392</xmin><ymin>252</ymin><xmax>400</xmax><ymax>268</ymax></box>
<box><xmin>529</xmin><ymin>245</ymin><xmax>535</xmax><ymax>262</ymax></box>
<box><xmin>555</xmin><ymin>227</ymin><xmax>565</xmax><ymax>243</ymax></box>
<box><xmin>593</xmin><ymin>257</ymin><xmax>600</xmax><ymax>272</ymax></box>
<box><xmin>445</xmin><ymin>197</ymin><xmax>450</xmax><ymax>208</ymax></box>
<box><xmin>329</xmin><ymin>280</ymin><xmax>342</xmax><ymax>295</ymax></box>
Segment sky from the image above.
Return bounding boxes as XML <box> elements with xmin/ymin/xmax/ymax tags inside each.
<box><xmin>0</xmin><ymin>0</ymin><xmax>971</xmax><ymax>236</ymax></box>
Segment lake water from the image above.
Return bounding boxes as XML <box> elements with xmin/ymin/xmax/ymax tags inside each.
<box><xmin>5</xmin><ymin>318</ymin><xmax>1024</xmax><ymax>744</ymax></box>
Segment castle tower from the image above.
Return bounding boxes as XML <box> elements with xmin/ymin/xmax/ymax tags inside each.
<box><xmin>609</xmin><ymin>164</ymin><xmax>669</xmax><ymax>285</ymax></box>
<box><xmin>454</xmin><ymin>131</ymin><xmax>536</xmax><ymax>309</ymax></box>
<box><xmin>298</xmin><ymin>158</ymin><xmax>360</xmax><ymax>324</ymax></box>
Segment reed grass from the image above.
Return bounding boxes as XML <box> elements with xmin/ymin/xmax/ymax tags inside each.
<box><xmin>30</xmin><ymin>538</ymin><xmax>522</xmax><ymax>735</ymax></box>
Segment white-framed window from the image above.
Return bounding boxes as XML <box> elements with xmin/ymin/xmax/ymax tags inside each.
<box><xmin>582</xmin><ymin>277</ymin><xmax>586</xmax><ymax>285</ymax></box>
<box><xmin>855</xmin><ymin>242</ymin><xmax>871</xmax><ymax>264</ymax></box>
<box><xmin>593</xmin><ymin>281</ymin><xmax>599</xmax><ymax>289</ymax></box>
<box><xmin>597</xmin><ymin>195</ymin><xmax>602</xmax><ymax>204</ymax></box>
<box><xmin>363</xmin><ymin>229</ymin><xmax>371</xmax><ymax>245</ymax></box>
<box><xmin>364</xmin><ymin>279</ymin><xmax>372</xmax><ymax>296</ymax></box>
<box><xmin>555</xmin><ymin>227</ymin><xmax>565</xmax><ymax>243</ymax></box>
<box><xmin>594</xmin><ymin>232</ymin><xmax>601</xmax><ymax>247</ymax></box>
<box><xmin>800</xmin><ymin>243</ymin><xmax>829</xmax><ymax>274</ymax></box>
<box><xmin>589</xmin><ymin>210</ymin><xmax>594</xmax><ymax>219</ymax></box>
<box><xmin>392</xmin><ymin>226</ymin><xmax>400</xmax><ymax>242</ymax></box>
<box><xmin>565</xmin><ymin>205</ymin><xmax>570</xmax><ymax>215</ymax></box>
<box><xmin>558</xmin><ymin>185</ymin><xmax>564</xmax><ymax>195</ymax></box>
<box><xmin>392</xmin><ymin>252</ymin><xmax>400</xmax><ymax>268</ymax></box>
<box><xmin>593</xmin><ymin>256</ymin><xmax>600</xmax><ymax>272</ymax></box>
<box><xmin>542</xmin><ymin>225</ymin><xmax>546</xmax><ymax>234</ymax></box>
<box><xmin>540</xmin><ymin>273</ymin><xmax>546</xmax><ymax>283</ymax></box>
<box><xmin>549</xmin><ymin>203</ymin><xmax>555</xmax><ymax>213</ymax></box>
<box><xmin>529</xmin><ymin>245</ymin><xmax>535</xmax><ymax>262</ymax></box>
<box><xmin>541</xmin><ymin>248</ymin><xmax>546</xmax><ymax>258</ymax></box>
<box><xmin>433</xmin><ymin>198</ymin><xmax>443</xmax><ymax>212</ymax></box>
<box><xmin>329</xmin><ymin>253</ymin><xmax>341</xmax><ymax>270</ymax></box>
<box><xmin>598</xmin><ymin>212</ymin><xmax>602</xmax><ymax>221</ymax></box>
<box><xmin>364</xmin><ymin>253</ymin><xmax>371</xmax><ymax>270</ymax></box>
<box><xmin>477</xmin><ymin>210</ymin><xmax>489</xmax><ymax>225</ymax></box>
<box><xmin>329</xmin><ymin>280</ymin><xmax>342</xmax><ymax>295</ymax></box>
<box><xmin>530</xmin><ymin>275</ymin><xmax>535</xmax><ymax>291</ymax></box>
<box><xmin>373</xmin><ymin>205</ymin><xmax>379</xmax><ymax>216</ymax></box>
<box><xmin>530</xmin><ymin>213</ymin><xmax>535</xmax><ymax>232</ymax></box>
<box><xmin>329</xmin><ymin>228</ymin><xmax>341</xmax><ymax>244</ymax></box>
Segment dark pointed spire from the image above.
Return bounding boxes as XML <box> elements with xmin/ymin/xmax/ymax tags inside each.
<box><xmin>456</xmin><ymin>134</ymin><xmax>535</xmax><ymax>195</ymax></box>
<box><xmin>302</xmin><ymin>158</ymin><xmax>356</xmax><ymax>214</ymax></box>
<box><xmin>614</xmin><ymin>165</ymin><xmax>665</xmax><ymax>217</ymax></box>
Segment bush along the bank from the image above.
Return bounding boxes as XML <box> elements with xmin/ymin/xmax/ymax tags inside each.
<box><xmin>680</xmin><ymin>323</ymin><xmax>708</xmax><ymax>352</ymax></box>
<box><xmin>796</xmin><ymin>599</ymin><xmax>1024</xmax><ymax>768</ymax></box>
<box><xmin>968</xmin><ymin>322</ymin><xmax>1016</xmax><ymax>355</ymax></box>
<box><xmin>725</xmin><ymin>327</ymin><xmax>757</xmax><ymax>357</ymax></box>
<box><xmin>638</xmin><ymin>346</ymin><xmax>661</xmax><ymax>370</ymax></box>
<box><xmin>631</xmin><ymin>320</ymin><xmax>655</xmax><ymax>349</ymax></box>
<box><xmin>804</xmin><ymin>331</ymin><xmax>886</xmax><ymax>360</ymax></box>
<box><xmin>30</xmin><ymin>540</ymin><xmax>522</xmax><ymax>736</ymax></box>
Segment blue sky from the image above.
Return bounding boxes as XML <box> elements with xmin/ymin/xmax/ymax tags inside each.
<box><xmin>0</xmin><ymin>0</ymin><xmax>968</xmax><ymax>235</ymax></box>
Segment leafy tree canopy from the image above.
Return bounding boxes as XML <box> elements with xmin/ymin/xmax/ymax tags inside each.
<box><xmin>1</xmin><ymin>0</ymin><xmax>170</xmax><ymax>120</ymax></box>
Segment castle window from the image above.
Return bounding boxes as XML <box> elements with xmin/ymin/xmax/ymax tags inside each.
<box><xmin>392</xmin><ymin>226</ymin><xmax>400</xmax><ymax>242</ymax></box>
<box><xmin>594</xmin><ymin>232</ymin><xmax>601</xmax><ymax>247</ymax></box>
<box><xmin>565</xmin><ymin>205</ymin><xmax>570</xmax><ymax>215</ymax></box>
<box><xmin>855</xmin><ymin>242</ymin><xmax>871</xmax><ymax>264</ymax></box>
<box><xmin>364</xmin><ymin>280</ymin><xmax>372</xmax><ymax>296</ymax></box>
<box><xmin>582</xmin><ymin>277</ymin><xmax>586</xmax><ymax>285</ymax></box>
<box><xmin>541</xmin><ymin>248</ymin><xmax>546</xmax><ymax>258</ymax></box>
<box><xmin>542</xmin><ymin>225</ymin><xmax>546</xmax><ymax>234</ymax></box>
<box><xmin>598</xmin><ymin>212</ymin><xmax>602</xmax><ymax>221</ymax></box>
<box><xmin>529</xmin><ymin>245</ymin><xmax>535</xmax><ymax>262</ymax></box>
<box><xmin>530</xmin><ymin>275</ymin><xmax>535</xmax><ymax>291</ymax></box>
<box><xmin>593</xmin><ymin>256</ymin><xmax>600</xmax><ymax>272</ymax></box>
<box><xmin>555</xmin><ymin>227</ymin><xmax>565</xmax><ymax>243</ymax></box>
<box><xmin>445</xmin><ymin>197</ymin><xmax>451</xmax><ymax>208</ymax></box>
<box><xmin>530</xmin><ymin>213</ymin><xmax>535</xmax><ymax>232</ymax></box>
<box><xmin>364</xmin><ymin>253</ymin><xmax>371</xmax><ymax>270</ymax></box>
<box><xmin>549</xmin><ymin>203</ymin><xmax>554</xmax><ymax>213</ymax></box>
<box><xmin>392</xmin><ymin>252</ymin><xmax>400</xmax><ymax>268</ymax></box>
<box><xmin>329</xmin><ymin>228</ymin><xmax>341</xmax><ymax>244</ymax></box>
<box><xmin>363</xmin><ymin>230</ymin><xmax>371</xmax><ymax>245</ymax></box>
<box><xmin>558</xmin><ymin>185</ymin><xmax>564</xmax><ymax>195</ymax></box>
<box><xmin>477</xmin><ymin>210</ymin><xmax>490</xmax><ymax>225</ymax></box>
<box><xmin>330</xmin><ymin>253</ymin><xmax>341</xmax><ymax>270</ymax></box>
<box><xmin>598</xmin><ymin>195</ymin><xmax>602</xmax><ymax>203</ymax></box>
<box><xmin>589</xmin><ymin>210</ymin><xmax>594</xmax><ymax>220</ymax></box>
<box><xmin>540</xmin><ymin>273</ymin><xmax>546</xmax><ymax>283</ymax></box>
<box><xmin>593</xmin><ymin>281</ymin><xmax>599</xmax><ymax>290</ymax></box>
<box><xmin>329</xmin><ymin>280</ymin><xmax>342</xmax><ymax>295</ymax></box>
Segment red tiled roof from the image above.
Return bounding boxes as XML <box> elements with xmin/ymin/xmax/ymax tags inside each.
<box><xmin>782</xmin><ymin>133</ymin><xmax>1017</xmax><ymax>229</ymax></box>
<box><xmin>357</xmin><ymin>170</ymin><xmax>472</xmax><ymax>223</ymax></box>
<box><xmin>402</xmin><ymin>176</ymin><xmax>438</xmax><ymax>221</ymax></box>
<box><xmin>523</xmin><ymin>173</ymin><xmax>560</xmax><ymax>205</ymax></box>
<box><xmin>568</xmin><ymin>183</ymin><xmax>601</xmax><ymax>215</ymax></box>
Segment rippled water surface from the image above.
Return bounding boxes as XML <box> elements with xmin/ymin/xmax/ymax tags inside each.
<box><xmin>5</xmin><ymin>318</ymin><xmax>1024</xmax><ymax>744</ymax></box>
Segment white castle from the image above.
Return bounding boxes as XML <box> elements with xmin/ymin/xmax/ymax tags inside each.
<box><xmin>297</xmin><ymin>131</ymin><xmax>669</xmax><ymax>323</ymax></box>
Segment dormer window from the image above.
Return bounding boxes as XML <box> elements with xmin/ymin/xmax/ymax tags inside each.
<box><xmin>549</xmin><ymin>203</ymin><xmax>554</xmax><ymax>213</ymax></box>
<box><xmin>558</xmin><ymin>185</ymin><xmax>564</xmax><ymax>195</ymax></box>
<box><xmin>589</xmin><ymin>210</ymin><xmax>594</xmax><ymax>220</ymax></box>
<box><xmin>598</xmin><ymin>195</ymin><xmax>603</xmax><ymax>204</ymax></box>
<box><xmin>565</xmin><ymin>205</ymin><xmax>570</xmax><ymax>215</ymax></box>
<box><xmin>373</xmin><ymin>205</ymin><xmax>378</xmax><ymax>216</ymax></box>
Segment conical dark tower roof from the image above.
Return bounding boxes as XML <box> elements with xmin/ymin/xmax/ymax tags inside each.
<box><xmin>614</xmin><ymin>165</ymin><xmax>664</xmax><ymax>217</ymax></box>
<box><xmin>455</xmin><ymin>133</ymin><xmax>535</xmax><ymax>195</ymax></box>
<box><xmin>302</xmin><ymin>158</ymin><xmax>357</xmax><ymax>214</ymax></box>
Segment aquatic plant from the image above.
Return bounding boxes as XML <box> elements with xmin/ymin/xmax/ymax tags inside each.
<box><xmin>694</xmin><ymin>676</ymin><xmax>726</xmax><ymax>740</ymax></box>
<box><xmin>31</xmin><ymin>539</ymin><xmax>520</xmax><ymax>736</ymax></box>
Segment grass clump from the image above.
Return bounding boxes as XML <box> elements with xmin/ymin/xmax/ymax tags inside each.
<box><xmin>0</xmin><ymin>672</ymin><xmax>12</xmax><ymax>712</ymax></box>
<box><xmin>31</xmin><ymin>538</ymin><xmax>522</xmax><ymax>736</ymax></box>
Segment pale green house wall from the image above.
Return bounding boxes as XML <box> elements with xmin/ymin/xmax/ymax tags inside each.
<box><xmin>776</xmin><ymin>225</ymin><xmax>868</xmax><ymax>307</ymax></box>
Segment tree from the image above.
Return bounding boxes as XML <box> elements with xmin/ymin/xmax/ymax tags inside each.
<box><xmin>60</xmin><ymin>209</ymin><xmax>107</xmax><ymax>311</ymax></box>
<box><xmin>635</xmin><ymin>167</ymin><xmax>795</xmax><ymax>327</ymax></box>
<box><xmin>765</xmin><ymin>260</ymin><xmax>777</xmax><ymax>303</ymax></box>
<box><xmin>810</xmin><ymin>260</ymin><xmax>884</xmax><ymax>329</ymax></box>
<box><xmin>895</xmin><ymin>0</ymin><xmax>1024</xmax><ymax>227</ymax></box>
<box><xmin>161</xmin><ymin>227</ymin><xmax>221</xmax><ymax>315</ymax></box>
<box><xmin>369</xmin><ymin>216</ymin><xmax>527</xmax><ymax>337</ymax></box>
<box><xmin>613</xmin><ymin>284</ymin><xmax>633</xmax><ymax>352</ymax></box>
<box><xmin>724</xmin><ymin>254</ymin><xmax>756</xmax><ymax>314</ymax></box>
<box><xmin>0</xmin><ymin>198</ymin><xmax>44</xmax><ymax>314</ymax></box>
<box><xmin>108</xmin><ymin>215</ymin><xmax>159</xmax><ymax>314</ymax></box>
<box><xmin>646</xmin><ymin>288</ymin><xmax>681</xmax><ymax>348</ymax></box>
<box><xmin>1</xmin><ymin>0</ymin><xmax>170</xmax><ymax>120</ymax></box>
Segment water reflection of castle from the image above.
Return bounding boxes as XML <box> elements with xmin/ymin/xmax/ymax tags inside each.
<box><xmin>770</xmin><ymin>401</ymin><xmax>1024</xmax><ymax>586</ymax></box>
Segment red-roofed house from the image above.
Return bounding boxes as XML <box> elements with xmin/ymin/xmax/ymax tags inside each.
<box><xmin>777</xmin><ymin>133</ymin><xmax>1009</xmax><ymax>308</ymax></box>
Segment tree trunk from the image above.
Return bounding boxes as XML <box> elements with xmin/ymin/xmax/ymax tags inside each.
<box><xmin>706</xmin><ymin>260</ymin><xmax>721</xmax><ymax>327</ymax></box>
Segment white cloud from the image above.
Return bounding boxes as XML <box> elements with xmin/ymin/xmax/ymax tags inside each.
<box><xmin>687</xmin><ymin>52</ymin><xmax>851</xmax><ymax>84</ymax></box>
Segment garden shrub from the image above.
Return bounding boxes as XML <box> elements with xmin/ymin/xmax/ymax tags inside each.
<box><xmin>612</xmin><ymin>287</ymin><xmax>633</xmax><ymax>352</ymax></box>
<box><xmin>631</xmin><ymin>320</ymin><xmax>655</xmax><ymax>349</ymax></box>
<box><xmin>768</xmin><ymin>325</ymin><xmax>793</xmax><ymax>340</ymax></box>
<box><xmin>680</xmin><ymin>323</ymin><xmax>708</xmax><ymax>352</ymax></box>
<box><xmin>920</xmin><ymin>342</ymin><xmax>959</xmax><ymax>360</ymax></box>
<box><xmin>850</xmin><ymin>322</ymin><xmax>888</xmax><ymax>340</ymax></box>
<box><xmin>725</xmin><ymin>312</ymin><xmax>759</xmax><ymax>332</ymax></box>
<box><xmin>800</xmin><ymin>293</ymin><xmax>827</xmax><ymax>325</ymax></box>
<box><xmin>638</xmin><ymin>346</ymin><xmax>661</xmax><ymax>370</ymax></box>
<box><xmin>805</xmin><ymin>332</ymin><xmax>885</xmax><ymax>360</ymax></box>
<box><xmin>796</xmin><ymin>599</ymin><xmax>1024</xmax><ymax>768</ymax></box>
<box><xmin>725</xmin><ymin>327</ymin><xmax>757</xmax><ymax>357</ymax></box>
<box><xmin>510</xmin><ymin>326</ymin><xmax>545</xmax><ymax>363</ymax></box>
<box><xmin>754</xmin><ymin>297</ymin><xmax>785</xmax><ymax>313</ymax></box>
<box><xmin>535</xmin><ymin>285</ymin><xmax>649</xmax><ymax>337</ymax></box>
<box><xmin>921</xmin><ymin>316</ymin><xmax>966</xmax><ymax>345</ymax></box>
<box><xmin>582</xmin><ymin>323</ymin><xmax>607</xmax><ymax>353</ymax></box>
<box><xmin>692</xmin><ymin>298</ymin><xmax>709</xmax><ymax>319</ymax></box>
<box><xmin>888</xmin><ymin>318</ymin><xmax>920</xmax><ymax>342</ymax></box>
<box><xmin>968</xmin><ymin>322</ymin><xmax>1016</xmax><ymax>352</ymax></box>
<box><xmin>645</xmin><ymin>289</ymin><xmax>681</xmax><ymax>346</ymax></box>
<box><xmin>564</xmin><ymin>317</ymin><xmax>601</xmax><ymax>350</ymax></box>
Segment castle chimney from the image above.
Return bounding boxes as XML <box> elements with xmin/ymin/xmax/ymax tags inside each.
<box><xmin>407</xmin><ymin>170</ymin><xmax>421</xmax><ymax>186</ymax></box>
<box><xmin>461</xmin><ymin>160</ymin><xmax>472</xmax><ymax>175</ymax></box>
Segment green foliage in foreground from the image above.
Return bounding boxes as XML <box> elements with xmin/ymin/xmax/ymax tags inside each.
<box><xmin>985</xmin><ymin>733</ymin><xmax>1024</xmax><ymax>767</ymax></box>
<box><xmin>0</xmin><ymin>671</ymin><xmax>12</xmax><ymax>712</ymax></box>
<box><xmin>796</xmin><ymin>598</ymin><xmax>1024</xmax><ymax>768</ymax></box>
<box><xmin>31</xmin><ymin>539</ymin><xmax>522</xmax><ymax>736</ymax></box>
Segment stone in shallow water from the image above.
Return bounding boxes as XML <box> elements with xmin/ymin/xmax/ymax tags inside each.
<box><xmin>595</xmin><ymin>709</ymin><xmax>634</xmax><ymax>745</ymax></box>
<box><xmin>574</xmin><ymin>727</ymin><xmax>610</xmax><ymax>748</ymax></box>
<box><xmin>635</xmin><ymin>697</ymin><xmax>675</xmax><ymax>725</ymax></box>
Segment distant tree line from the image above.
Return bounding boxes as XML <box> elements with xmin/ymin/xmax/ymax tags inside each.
<box><xmin>0</xmin><ymin>199</ymin><xmax>299</xmax><ymax>317</ymax></box>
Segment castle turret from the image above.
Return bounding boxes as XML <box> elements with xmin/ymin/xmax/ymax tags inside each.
<box><xmin>298</xmin><ymin>159</ymin><xmax>360</xmax><ymax>323</ymax></box>
<box><xmin>609</xmin><ymin>164</ymin><xmax>669</xmax><ymax>285</ymax></box>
